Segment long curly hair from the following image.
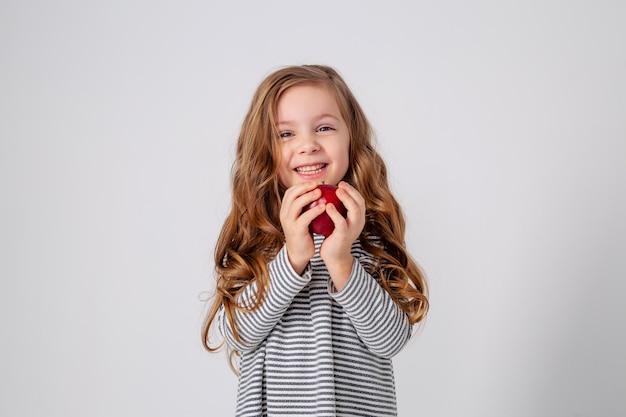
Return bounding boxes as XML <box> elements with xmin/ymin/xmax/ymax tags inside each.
<box><xmin>202</xmin><ymin>65</ymin><xmax>428</xmax><ymax>356</ymax></box>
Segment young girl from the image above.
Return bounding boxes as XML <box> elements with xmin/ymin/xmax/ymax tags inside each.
<box><xmin>202</xmin><ymin>65</ymin><xmax>428</xmax><ymax>416</ymax></box>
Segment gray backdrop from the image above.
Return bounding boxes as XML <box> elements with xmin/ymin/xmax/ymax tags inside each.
<box><xmin>1</xmin><ymin>0</ymin><xmax>624</xmax><ymax>416</ymax></box>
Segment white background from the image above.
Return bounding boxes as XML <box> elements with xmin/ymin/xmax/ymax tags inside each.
<box><xmin>1</xmin><ymin>1</ymin><xmax>625</xmax><ymax>416</ymax></box>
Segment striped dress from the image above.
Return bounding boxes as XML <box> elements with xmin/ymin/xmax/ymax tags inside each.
<box><xmin>218</xmin><ymin>234</ymin><xmax>412</xmax><ymax>416</ymax></box>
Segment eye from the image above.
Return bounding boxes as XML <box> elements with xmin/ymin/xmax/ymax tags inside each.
<box><xmin>317</xmin><ymin>126</ymin><xmax>335</xmax><ymax>133</ymax></box>
<box><xmin>279</xmin><ymin>131</ymin><xmax>294</xmax><ymax>139</ymax></box>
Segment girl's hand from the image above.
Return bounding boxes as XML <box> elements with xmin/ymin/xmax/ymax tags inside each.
<box><xmin>320</xmin><ymin>181</ymin><xmax>366</xmax><ymax>290</ymax></box>
<box><xmin>279</xmin><ymin>181</ymin><xmax>324</xmax><ymax>274</ymax></box>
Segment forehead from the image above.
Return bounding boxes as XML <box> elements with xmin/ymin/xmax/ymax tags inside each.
<box><xmin>276</xmin><ymin>84</ymin><xmax>343</xmax><ymax>122</ymax></box>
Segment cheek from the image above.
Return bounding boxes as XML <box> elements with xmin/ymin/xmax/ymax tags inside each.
<box><xmin>337</xmin><ymin>140</ymin><xmax>351</xmax><ymax>165</ymax></box>
<box><xmin>331</xmin><ymin>144</ymin><xmax>350</xmax><ymax>179</ymax></box>
<box><xmin>278</xmin><ymin>146</ymin><xmax>291</xmax><ymax>170</ymax></box>
<box><xmin>277</xmin><ymin>146</ymin><xmax>295</xmax><ymax>186</ymax></box>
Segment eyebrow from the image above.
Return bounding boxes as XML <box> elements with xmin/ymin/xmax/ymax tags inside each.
<box><xmin>276</xmin><ymin>113</ymin><xmax>341</xmax><ymax>127</ymax></box>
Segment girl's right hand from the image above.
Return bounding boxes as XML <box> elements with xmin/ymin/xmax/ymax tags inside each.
<box><xmin>280</xmin><ymin>181</ymin><xmax>324</xmax><ymax>274</ymax></box>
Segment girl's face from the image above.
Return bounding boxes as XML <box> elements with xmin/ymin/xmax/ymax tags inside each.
<box><xmin>275</xmin><ymin>84</ymin><xmax>350</xmax><ymax>189</ymax></box>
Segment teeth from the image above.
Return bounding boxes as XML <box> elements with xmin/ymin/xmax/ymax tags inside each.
<box><xmin>296</xmin><ymin>164</ymin><xmax>325</xmax><ymax>174</ymax></box>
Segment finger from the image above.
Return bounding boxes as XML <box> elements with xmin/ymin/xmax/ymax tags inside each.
<box><xmin>336</xmin><ymin>183</ymin><xmax>365</xmax><ymax>214</ymax></box>
<box><xmin>335</xmin><ymin>185</ymin><xmax>366</xmax><ymax>232</ymax></box>
<box><xmin>299</xmin><ymin>202</ymin><xmax>326</xmax><ymax>225</ymax></box>
<box><xmin>282</xmin><ymin>182</ymin><xmax>320</xmax><ymax>218</ymax></box>
<box><xmin>289</xmin><ymin>189</ymin><xmax>322</xmax><ymax>222</ymax></box>
<box><xmin>325</xmin><ymin>203</ymin><xmax>348</xmax><ymax>230</ymax></box>
<box><xmin>282</xmin><ymin>200</ymin><xmax>325</xmax><ymax>238</ymax></box>
<box><xmin>337</xmin><ymin>181</ymin><xmax>365</xmax><ymax>205</ymax></box>
<box><xmin>283</xmin><ymin>181</ymin><xmax>319</xmax><ymax>204</ymax></box>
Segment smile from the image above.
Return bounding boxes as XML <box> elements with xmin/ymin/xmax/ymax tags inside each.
<box><xmin>295</xmin><ymin>163</ymin><xmax>327</xmax><ymax>174</ymax></box>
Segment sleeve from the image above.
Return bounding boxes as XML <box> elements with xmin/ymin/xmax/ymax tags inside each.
<box><xmin>217</xmin><ymin>246</ymin><xmax>311</xmax><ymax>353</ymax></box>
<box><xmin>329</xmin><ymin>259</ymin><xmax>412</xmax><ymax>359</ymax></box>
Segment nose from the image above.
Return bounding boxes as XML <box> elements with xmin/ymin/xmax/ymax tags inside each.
<box><xmin>297</xmin><ymin>132</ymin><xmax>320</xmax><ymax>154</ymax></box>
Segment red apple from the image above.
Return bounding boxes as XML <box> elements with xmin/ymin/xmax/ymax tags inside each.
<box><xmin>303</xmin><ymin>184</ymin><xmax>348</xmax><ymax>237</ymax></box>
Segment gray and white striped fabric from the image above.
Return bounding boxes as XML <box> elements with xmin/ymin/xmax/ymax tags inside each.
<box><xmin>218</xmin><ymin>234</ymin><xmax>412</xmax><ymax>416</ymax></box>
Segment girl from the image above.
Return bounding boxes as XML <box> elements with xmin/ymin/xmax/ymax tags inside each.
<box><xmin>202</xmin><ymin>65</ymin><xmax>428</xmax><ymax>416</ymax></box>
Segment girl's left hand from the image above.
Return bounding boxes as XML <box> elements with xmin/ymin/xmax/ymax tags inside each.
<box><xmin>319</xmin><ymin>181</ymin><xmax>366</xmax><ymax>290</ymax></box>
